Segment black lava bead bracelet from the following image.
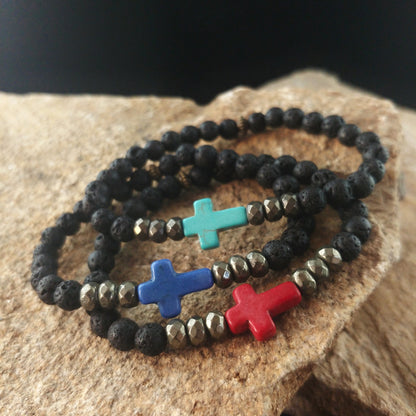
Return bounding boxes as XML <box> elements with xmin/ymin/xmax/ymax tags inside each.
<box><xmin>31</xmin><ymin>106</ymin><xmax>387</xmax><ymax>356</ymax></box>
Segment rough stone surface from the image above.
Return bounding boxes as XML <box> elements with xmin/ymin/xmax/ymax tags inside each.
<box><xmin>286</xmin><ymin>100</ymin><xmax>416</xmax><ymax>416</ymax></box>
<box><xmin>0</xmin><ymin>70</ymin><xmax>402</xmax><ymax>415</ymax></box>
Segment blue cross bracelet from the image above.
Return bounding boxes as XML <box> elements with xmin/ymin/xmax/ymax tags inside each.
<box><xmin>137</xmin><ymin>259</ymin><xmax>214</xmax><ymax>319</ymax></box>
<box><xmin>182</xmin><ymin>198</ymin><xmax>248</xmax><ymax>250</ymax></box>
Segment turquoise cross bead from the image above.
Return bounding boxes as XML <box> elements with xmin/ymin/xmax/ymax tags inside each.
<box><xmin>183</xmin><ymin>198</ymin><xmax>248</xmax><ymax>250</ymax></box>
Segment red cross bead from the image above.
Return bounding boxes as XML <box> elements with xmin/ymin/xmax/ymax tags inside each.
<box><xmin>225</xmin><ymin>282</ymin><xmax>302</xmax><ymax>341</ymax></box>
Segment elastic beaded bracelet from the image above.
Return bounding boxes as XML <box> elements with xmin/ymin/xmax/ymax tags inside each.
<box><xmin>31</xmin><ymin>106</ymin><xmax>387</xmax><ymax>357</ymax></box>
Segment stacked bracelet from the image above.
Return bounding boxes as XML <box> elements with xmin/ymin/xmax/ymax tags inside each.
<box><xmin>31</xmin><ymin>106</ymin><xmax>387</xmax><ymax>357</ymax></box>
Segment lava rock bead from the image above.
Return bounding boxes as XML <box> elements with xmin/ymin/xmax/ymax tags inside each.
<box><xmin>157</xmin><ymin>175</ymin><xmax>182</xmax><ymax>199</ymax></box>
<box><xmin>338</xmin><ymin>200</ymin><xmax>369</xmax><ymax>221</ymax></box>
<box><xmin>235</xmin><ymin>154</ymin><xmax>260</xmax><ymax>179</ymax></box>
<box><xmin>355</xmin><ymin>131</ymin><xmax>380</xmax><ymax>153</ymax></box>
<box><xmin>91</xmin><ymin>208</ymin><xmax>117</xmax><ymax>234</ymax></box>
<box><xmin>53</xmin><ymin>280</ymin><xmax>82</xmax><ymax>311</ymax></box>
<box><xmin>311</xmin><ymin>169</ymin><xmax>337</xmax><ymax>188</ymax></box>
<box><xmin>31</xmin><ymin>254</ymin><xmax>58</xmax><ymax>273</ymax></box>
<box><xmin>107</xmin><ymin>318</ymin><xmax>139</xmax><ymax>351</ymax></box>
<box><xmin>199</xmin><ymin>121</ymin><xmax>219</xmax><ymax>141</ymax></box>
<box><xmin>41</xmin><ymin>226</ymin><xmax>66</xmax><ymax>249</ymax></box>
<box><xmin>130</xmin><ymin>169</ymin><xmax>152</xmax><ymax>191</ymax></box>
<box><xmin>262</xmin><ymin>240</ymin><xmax>293</xmax><ymax>270</ymax></box>
<box><xmin>272</xmin><ymin>175</ymin><xmax>300</xmax><ymax>196</ymax></box>
<box><xmin>135</xmin><ymin>323</ymin><xmax>167</xmax><ymax>356</ymax></box>
<box><xmin>161</xmin><ymin>131</ymin><xmax>181</xmax><ymax>151</ymax></box>
<box><xmin>85</xmin><ymin>180</ymin><xmax>111</xmax><ymax>208</ymax></box>
<box><xmin>55</xmin><ymin>212</ymin><xmax>80</xmax><ymax>236</ymax></box>
<box><xmin>189</xmin><ymin>166</ymin><xmax>212</xmax><ymax>186</ymax></box>
<box><xmin>248</xmin><ymin>112</ymin><xmax>266</xmax><ymax>133</ymax></box>
<box><xmin>140</xmin><ymin>187</ymin><xmax>164</xmax><ymax>211</ymax></box>
<box><xmin>87</xmin><ymin>250</ymin><xmax>115</xmax><ymax>273</ymax></box>
<box><xmin>342</xmin><ymin>216</ymin><xmax>372</xmax><ymax>243</ymax></box>
<box><xmin>35</xmin><ymin>274</ymin><xmax>63</xmax><ymax>304</ymax></box>
<box><xmin>158</xmin><ymin>154</ymin><xmax>180</xmax><ymax>175</ymax></box>
<box><xmin>331</xmin><ymin>232</ymin><xmax>362</xmax><ymax>261</ymax></box>
<box><xmin>347</xmin><ymin>171</ymin><xmax>375</xmax><ymax>199</ymax></box>
<box><xmin>109</xmin><ymin>158</ymin><xmax>133</xmax><ymax>178</ymax></box>
<box><xmin>362</xmin><ymin>143</ymin><xmax>389</xmax><ymax>163</ymax></box>
<box><xmin>175</xmin><ymin>143</ymin><xmax>195</xmax><ymax>166</ymax></box>
<box><xmin>359</xmin><ymin>159</ymin><xmax>385</xmax><ymax>183</ymax></box>
<box><xmin>338</xmin><ymin>124</ymin><xmax>361</xmax><ymax>147</ymax></box>
<box><xmin>122</xmin><ymin>197</ymin><xmax>147</xmax><ymax>220</ymax></box>
<box><xmin>180</xmin><ymin>125</ymin><xmax>200</xmax><ymax>144</ymax></box>
<box><xmin>292</xmin><ymin>161</ymin><xmax>318</xmax><ymax>184</ymax></box>
<box><xmin>323</xmin><ymin>178</ymin><xmax>353</xmax><ymax>208</ymax></box>
<box><xmin>273</xmin><ymin>155</ymin><xmax>297</xmax><ymax>174</ymax></box>
<box><xmin>265</xmin><ymin>107</ymin><xmax>284</xmax><ymax>127</ymax></box>
<box><xmin>110</xmin><ymin>216</ymin><xmax>135</xmax><ymax>242</ymax></box>
<box><xmin>31</xmin><ymin>266</ymin><xmax>57</xmax><ymax>290</ymax></box>
<box><xmin>84</xmin><ymin>270</ymin><xmax>110</xmax><ymax>285</ymax></box>
<box><xmin>194</xmin><ymin>145</ymin><xmax>218</xmax><ymax>170</ymax></box>
<box><xmin>219</xmin><ymin>119</ymin><xmax>239</xmax><ymax>139</ymax></box>
<box><xmin>90</xmin><ymin>309</ymin><xmax>120</xmax><ymax>338</ymax></box>
<box><xmin>144</xmin><ymin>140</ymin><xmax>165</xmax><ymax>160</ymax></box>
<box><xmin>297</xmin><ymin>186</ymin><xmax>327</xmax><ymax>215</ymax></box>
<box><xmin>302</xmin><ymin>112</ymin><xmax>323</xmax><ymax>134</ymax></box>
<box><xmin>287</xmin><ymin>216</ymin><xmax>316</xmax><ymax>235</ymax></box>
<box><xmin>283</xmin><ymin>108</ymin><xmax>304</xmax><ymax>128</ymax></box>
<box><xmin>321</xmin><ymin>115</ymin><xmax>344</xmax><ymax>138</ymax></box>
<box><xmin>256</xmin><ymin>164</ymin><xmax>280</xmax><ymax>188</ymax></box>
<box><xmin>126</xmin><ymin>145</ymin><xmax>148</xmax><ymax>168</ymax></box>
<box><xmin>281</xmin><ymin>228</ymin><xmax>310</xmax><ymax>255</ymax></box>
<box><xmin>94</xmin><ymin>234</ymin><xmax>121</xmax><ymax>254</ymax></box>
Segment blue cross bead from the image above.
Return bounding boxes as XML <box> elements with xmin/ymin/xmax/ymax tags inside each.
<box><xmin>182</xmin><ymin>198</ymin><xmax>248</xmax><ymax>250</ymax></box>
<box><xmin>138</xmin><ymin>259</ymin><xmax>214</xmax><ymax>318</ymax></box>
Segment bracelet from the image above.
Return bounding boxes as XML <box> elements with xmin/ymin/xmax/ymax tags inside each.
<box><xmin>31</xmin><ymin>106</ymin><xmax>387</xmax><ymax>357</ymax></box>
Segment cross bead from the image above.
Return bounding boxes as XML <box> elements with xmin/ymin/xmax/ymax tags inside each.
<box><xmin>225</xmin><ymin>282</ymin><xmax>302</xmax><ymax>341</ymax></box>
<box><xmin>183</xmin><ymin>198</ymin><xmax>248</xmax><ymax>250</ymax></box>
<box><xmin>138</xmin><ymin>259</ymin><xmax>214</xmax><ymax>318</ymax></box>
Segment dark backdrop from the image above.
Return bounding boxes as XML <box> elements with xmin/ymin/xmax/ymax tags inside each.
<box><xmin>1</xmin><ymin>1</ymin><xmax>415</xmax><ymax>107</ymax></box>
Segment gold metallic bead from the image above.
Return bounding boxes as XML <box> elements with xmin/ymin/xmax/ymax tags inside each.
<box><xmin>246</xmin><ymin>250</ymin><xmax>269</xmax><ymax>277</ymax></box>
<box><xmin>316</xmin><ymin>247</ymin><xmax>343</xmax><ymax>271</ymax></box>
<box><xmin>134</xmin><ymin>218</ymin><xmax>150</xmax><ymax>241</ymax></box>
<box><xmin>118</xmin><ymin>281</ymin><xmax>138</xmax><ymax>308</ymax></box>
<box><xmin>290</xmin><ymin>269</ymin><xmax>317</xmax><ymax>296</ymax></box>
<box><xmin>166</xmin><ymin>319</ymin><xmax>188</xmax><ymax>349</ymax></box>
<box><xmin>147</xmin><ymin>163</ymin><xmax>161</xmax><ymax>180</ymax></box>
<box><xmin>304</xmin><ymin>258</ymin><xmax>330</xmax><ymax>283</ymax></box>
<box><xmin>205</xmin><ymin>311</ymin><xmax>228</xmax><ymax>340</ymax></box>
<box><xmin>166</xmin><ymin>217</ymin><xmax>184</xmax><ymax>241</ymax></box>
<box><xmin>212</xmin><ymin>261</ymin><xmax>233</xmax><ymax>288</ymax></box>
<box><xmin>246</xmin><ymin>201</ymin><xmax>265</xmax><ymax>225</ymax></box>
<box><xmin>149</xmin><ymin>219</ymin><xmax>167</xmax><ymax>243</ymax></box>
<box><xmin>228</xmin><ymin>255</ymin><xmax>250</xmax><ymax>283</ymax></box>
<box><xmin>238</xmin><ymin>116</ymin><xmax>249</xmax><ymax>137</ymax></box>
<box><xmin>177</xmin><ymin>170</ymin><xmax>191</xmax><ymax>188</ymax></box>
<box><xmin>263</xmin><ymin>197</ymin><xmax>283</xmax><ymax>222</ymax></box>
<box><xmin>98</xmin><ymin>280</ymin><xmax>118</xmax><ymax>309</ymax></box>
<box><xmin>80</xmin><ymin>282</ymin><xmax>99</xmax><ymax>311</ymax></box>
<box><xmin>186</xmin><ymin>315</ymin><xmax>207</xmax><ymax>346</ymax></box>
<box><xmin>281</xmin><ymin>193</ymin><xmax>300</xmax><ymax>217</ymax></box>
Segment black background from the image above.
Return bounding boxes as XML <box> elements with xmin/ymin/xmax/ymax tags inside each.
<box><xmin>1</xmin><ymin>1</ymin><xmax>415</xmax><ymax>107</ymax></box>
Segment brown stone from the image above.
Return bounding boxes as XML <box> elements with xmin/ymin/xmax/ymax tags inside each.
<box><xmin>0</xmin><ymin>70</ymin><xmax>402</xmax><ymax>415</ymax></box>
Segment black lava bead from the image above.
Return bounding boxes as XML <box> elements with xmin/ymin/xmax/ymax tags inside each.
<box><xmin>126</xmin><ymin>145</ymin><xmax>148</xmax><ymax>168</ymax></box>
<box><xmin>134</xmin><ymin>323</ymin><xmax>167</xmax><ymax>356</ymax></box>
<box><xmin>85</xmin><ymin>180</ymin><xmax>111</xmax><ymax>208</ymax></box>
<box><xmin>87</xmin><ymin>250</ymin><xmax>115</xmax><ymax>273</ymax></box>
<box><xmin>265</xmin><ymin>107</ymin><xmax>284</xmax><ymax>127</ymax></box>
<box><xmin>256</xmin><ymin>164</ymin><xmax>280</xmax><ymax>188</ymax></box>
<box><xmin>31</xmin><ymin>266</ymin><xmax>57</xmax><ymax>290</ymax></box>
<box><xmin>324</xmin><ymin>178</ymin><xmax>353</xmax><ymax>208</ymax></box>
<box><xmin>257</xmin><ymin>154</ymin><xmax>275</xmax><ymax>166</ymax></box>
<box><xmin>157</xmin><ymin>175</ymin><xmax>182</xmax><ymax>199</ymax></box>
<box><xmin>107</xmin><ymin>318</ymin><xmax>139</xmax><ymax>351</ymax></box>
<box><xmin>94</xmin><ymin>234</ymin><xmax>121</xmax><ymax>254</ymax></box>
<box><xmin>110</xmin><ymin>216</ymin><xmax>135</xmax><ymax>242</ymax></box>
<box><xmin>362</xmin><ymin>143</ymin><xmax>389</xmax><ymax>163</ymax></box>
<box><xmin>55</xmin><ymin>213</ymin><xmax>80</xmax><ymax>236</ymax></box>
<box><xmin>91</xmin><ymin>208</ymin><xmax>117</xmax><ymax>234</ymax></box>
<box><xmin>331</xmin><ymin>232</ymin><xmax>362</xmax><ymax>261</ymax></box>
<box><xmin>347</xmin><ymin>171</ymin><xmax>375</xmax><ymax>199</ymax></box>
<box><xmin>219</xmin><ymin>119</ymin><xmax>239</xmax><ymax>139</ymax></box>
<box><xmin>199</xmin><ymin>121</ymin><xmax>219</xmax><ymax>141</ymax></box>
<box><xmin>355</xmin><ymin>132</ymin><xmax>380</xmax><ymax>153</ymax></box>
<box><xmin>215</xmin><ymin>149</ymin><xmax>238</xmax><ymax>182</ymax></box>
<box><xmin>283</xmin><ymin>108</ymin><xmax>304</xmax><ymax>129</ymax></box>
<box><xmin>53</xmin><ymin>280</ymin><xmax>82</xmax><ymax>311</ymax></box>
<box><xmin>292</xmin><ymin>160</ymin><xmax>318</xmax><ymax>184</ymax></box>
<box><xmin>272</xmin><ymin>175</ymin><xmax>300</xmax><ymax>196</ymax></box>
<box><xmin>84</xmin><ymin>270</ymin><xmax>110</xmax><ymax>285</ymax></box>
<box><xmin>281</xmin><ymin>228</ymin><xmax>310</xmax><ymax>255</ymax></box>
<box><xmin>73</xmin><ymin>199</ymin><xmax>91</xmax><ymax>223</ymax></box>
<box><xmin>311</xmin><ymin>169</ymin><xmax>337</xmax><ymax>188</ymax></box>
<box><xmin>338</xmin><ymin>200</ymin><xmax>369</xmax><ymax>221</ymax></box>
<box><xmin>189</xmin><ymin>166</ymin><xmax>212</xmax><ymax>186</ymax></box>
<box><xmin>287</xmin><ymin>216</ymin><xmax>316</xmax><ymax>235</ymax></box>
<box><xmin>359</xmin><ymin>159</ymin><xmax>385</xmax><ymax>183</ymax></box>
<box><xmin>144</xmin><ymin>140</ymin><xmax>165</xmax><ymax>161</ymax></box>
<box><xmin>122</xmin><ymin>197</ymin><xmax>147</xmax><ymax>219</ymax></box>
<box><xmin>31</xmin><ymin>254</ymin><xmax>58</xmax><ymax>273</ymax></box>
<box><xmin>41</xmin><ymin>226</ymin><xmax>66</xmax><ymax>249</ymax></box>
<box><xmin>109</xmin><ymin>158</ymin><xmax>133</xmax><ymax>178</ymax></box>
<box><xmin>338</xmin><ymin>124</ymin><xmax>361</xmax><ymax>147</ymax></box>
<box><xmin>297</xmin><ymin>186</ymin><xmax>327</xmax><ymax>215</ymax></box>
<box><xmin>342</xmin><ymin>216</ymin><xmax>372</xmax><ymax>243</ymax></box>
<box><xmin>248</xmin><ymin>112</ymin><xmax>266</xmax><ymax>133</ymax></box>
<box><xmin>302</xmin><ymin>112</ymin><xmax>323</xmax><ymax>134</ymax></box>
<box><xmin>175</xmin><ymin>143</ymin><xmax>195</xmax><ymax>166</ymax></box>
<box><xmin>90</xmin><ymin>309</ymin><xmax>120</xmax><ymax>338</ymax></box>
<box><xmin>262</xmin><ymin>240</ymin><xmax>293</xmax><ymax>270</ymax></box>
<box><xmin>180</xmin><ymin>125</ymin><xmax>200</xmax><ymax>144</ymax></box>
<box><xmin>130</xmin><ymin>169</ymin><xmax>152</xmax><ymax>191</ymax></box>
<box><xmin>161</xmin><ymin>131</ymin><xmax>181</xmax><ymax>151</ymax></box>
<box><xmin>273</xmin><ymin>155</ymin><xmax>297</xmax><ymax>174</ymax></box>
<box><xmin>96</xmin><ymin>169</ymin><xmax>123</xmax><ymax>195</ymax></box>
<box><xmin>33</xmin><ymin>243</ymin><xmax>57</xmax><ymax>257</ymax></box>
<box><xmin>194</xmin><ymin>145</ymin><xmax>218</xmax><ymax>170</ymax></box>
<box><xmin>140</xmin><ymin>187</ymin><xmax>164</xmax><ymax>211</ymax></box>
<box><xmin>235</xmin><ymin>154</ymin><xmax>260</xmax><ymax>179</ymax></box>
<box><xmin>159</xmin><ymin>154</ymin><xmax>180</xmax><ymax>175</ymax></box>
<box><xmin>36</xmin><ymin>274</ymin><xmax>63</xmax><ymax>305</ymax></box>
<box><xmin>321</xmin><ymin>115</ymin><xmax>345</xmax><ymax>138</ymax></box>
